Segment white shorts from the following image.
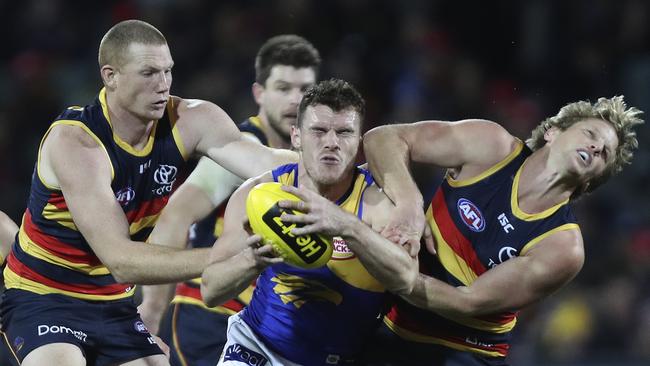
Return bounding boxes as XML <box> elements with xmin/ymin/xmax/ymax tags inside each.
<box><xmin>218</xmin><ymin>312</ymin><xmax>302</xmax><ymax>366</ymax></box>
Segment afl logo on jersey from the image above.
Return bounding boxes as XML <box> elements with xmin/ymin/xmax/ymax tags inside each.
<box><xmin>153</xmin><ymin>164</ymin><xmax>178</xmax><ymax>185</ymax></box>
<box><xmin>115</xmin><ymin>187</ymin><xmax>135</xmax><ymax>206</ymax></box>
<box><xmin>457</xmin><ymin>198</ymin><xmax>486</xmax><ymax>232</ymax></box>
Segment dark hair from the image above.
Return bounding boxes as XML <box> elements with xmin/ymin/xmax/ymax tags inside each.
<box><xmin>255</xmin><ymin>34</ymin><xmax>321</xmax><ymax>85</ymax></box>
<box><xmin>296</xmin><ymin>78</ymin><xmax>366</xmax><ymax>128</ymax></box>
<box><xmin>98</xmin><ymin>19</ymin><xmax>167</xmax><ymax>67</ymax></box>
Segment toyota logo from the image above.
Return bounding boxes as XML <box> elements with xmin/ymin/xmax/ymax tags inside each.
<box><xmin>153</xmin><ymin>165</ymin><xmax>178</xmax><ymax>185</ymax></box>
<box><xmin>498</xmin><ymin>246</ymin><xmax>518</xmax><ymax>263</ymax></box>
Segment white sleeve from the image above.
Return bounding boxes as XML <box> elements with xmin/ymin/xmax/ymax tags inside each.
<box><xmin>184</xmin><ymin>132</ymin><xmax>262</xmax><ymax>206</ymax></box>
<box><xmin>184</xmin><ymin>157</ymin><xmax>244</xmax><ymax>207</ymax></box>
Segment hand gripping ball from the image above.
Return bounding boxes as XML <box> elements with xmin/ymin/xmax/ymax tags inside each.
<box><xmin>246</xmin><ymin>182</ymin><xmax>333</xmax><ymax>269</ymax></box>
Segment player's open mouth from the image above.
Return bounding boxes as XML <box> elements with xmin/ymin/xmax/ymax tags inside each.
<box><xmin>577</xmin><ymin>149</ymin><xmax>591</xmax><ymax>166</ymax></box>
<box><xmin>320</xmin><ymin>155</ymin><xmax>340</xmax><ymax>164</ymax></box>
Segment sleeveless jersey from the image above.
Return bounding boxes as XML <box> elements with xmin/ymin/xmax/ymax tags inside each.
<box><xmin>4</xmin><ymin>88</ymin><xmax>187</xmax><ymax>301</ymax></box>
<box><xmin>171</xmin><ymin>116</ymin><xmax>267</xmax><ymax>314</ymax></box>
<box><xmin>241</xmin><ymin>163</ymin><xmax>386</xmax><ymax>365</ymax></box>
<box><xmin>384</xmin><ymin>141</ymin><xmax>579</xmax><ymax>358</ymax></box>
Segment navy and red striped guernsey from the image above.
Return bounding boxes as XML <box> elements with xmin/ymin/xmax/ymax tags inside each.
<box><xmin>3</xmin><ymin>88</ymin><xmax>188</xmax><ymax>301</ymax></box>
<box><xmin>384</xmin><ymin>140</ymin><xmax>580</xmax><ymax>358</ymax></box>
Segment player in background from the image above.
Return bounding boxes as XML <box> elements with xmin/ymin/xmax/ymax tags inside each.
<box><xmin>139</xmin><ymin>34</ymin><xmax>321</xmax><ymax>366</ymax></box>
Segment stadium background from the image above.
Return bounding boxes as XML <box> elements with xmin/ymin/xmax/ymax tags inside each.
<box><xmin>0</xmin><ymin>1</ymin><xmax>648</xmax><ymax>364</ymax></box>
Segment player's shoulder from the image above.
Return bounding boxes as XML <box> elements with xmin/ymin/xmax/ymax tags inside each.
<box><xmin>173</xmin><ymin>96</ymin><xmax>223</xmax><ymax>116</ymax></box>
<box><xmin>455</xmin><ymin>119</ymin><xmax>522</xmax><ymax>165</ymax></box>
<box><xmin>47</xmin><ymin>121</ymin><xmax>101</xmax><ymax>150</ymax></box>
<box><xmin>361</xmin><ymin>184</ymin><xmax>394</xmax><ymax>225</ymax></box>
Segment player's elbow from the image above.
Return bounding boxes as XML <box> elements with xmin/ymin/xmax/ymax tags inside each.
<box><xmin>106</xmin><ymin>259</ymin><xmax>140</xmax><ymax>284</ymax></box>
<box><xmin>200</xmin><ymin>269</ymin><xmax>221</xmax><ymax>307</ymax></box>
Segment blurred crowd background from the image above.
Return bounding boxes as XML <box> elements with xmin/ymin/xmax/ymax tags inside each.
<box><xmin>1</xmin><ymin>1</ymin><xmax>648</xmax><ymax>365</ymax></box>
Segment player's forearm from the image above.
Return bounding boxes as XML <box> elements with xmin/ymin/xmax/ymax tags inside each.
<box><xmin>107</xmin><ymin>244</ymin><xmax>211</xmax><ymax>284</ymax></box>
<box><xmin>342</xmin><ymin>221</ymin><xmax>417</xmax><ymax>294</ymax></box>
<box><xmin>402</xmin><ymin>273</ymin><xmax>488</xmax><ymax>317</ymax></box>
<box><xmin>364</xmin><ymin>126</ymin><xmax>422</xmax><ymax>208</ymax></box>
<box><xmin>201</xmin><ymin>250</ymin><xmax>260</xmax><ymax>307</ymax></box>
<box><xmin>139</xmin><ymin>284</ymin><xmax>176</xmax><ymax>334</ymax></box>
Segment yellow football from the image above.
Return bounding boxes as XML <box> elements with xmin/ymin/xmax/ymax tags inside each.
<box><xmin>246</xmin><ymin>182</ymin><xmax>333</xmax><ymax>269</ymax></box>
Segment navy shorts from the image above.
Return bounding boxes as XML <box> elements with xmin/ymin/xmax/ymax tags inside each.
<box><xmin>362</xmin><ymin>323</ymin><xmax>509</xmax><ymax>366</ymax></box>
<box><xmin>160</xmin><ymin>302</ymin><xmax>229</xmax><ymax>366</ymax></box>
<box><xmin>0</xmin><ymin>289</ymin><xmax>164</xmax><ymax>365</ymax></box>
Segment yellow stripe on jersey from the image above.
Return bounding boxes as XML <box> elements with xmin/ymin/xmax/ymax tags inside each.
<box><xmin>383</xmin><ymin>316</ymin><xmax>506</xmax><ymax>358</ymax></box>
<box><xmin>37</xmin><ymin>120</ymin><xmax>116</xmax><ymax>190</ymax></box>
<box><xmin>42</xmin><ymin>202</ymin><xmax>78</xmax><ymax>231</ymax></box>
<box><xmin>99</xmin><ymin>88</ymin><xmax>158</xmax><ymax>157</ymax></box>
<box><xmin>275</xmin><ymin>170</ymin><xmax>297</xmax><ymax>187</ymax></box>
<box><xmin>213</xmin><ymin>217</ymin><xmax>224</xmax><ymax>238</ymax></box>
<box><xmin>447</xmin><ymin>140</ymin><xmax>523</xmax><ymax>188</ymax></box>
<box><xmin>511</xmin><ymin>163</ymin><xmax>569</xmax><ymax>221</ymax></box>
<box><xmin>169</xmin><ymin>99</ymin><xmax>189</xmax><ymax>161</ymax></box>
<box><xmin>428</xmin><ymin>206</ymin><xmax>477</xmax><ymax>286</ymax></box>
<box><xmin>3</xmin><ymin>266</ymin><xmax>134</xmax><ymax>301</ymax></box>
<box><xmin>237</xmin><ymin>284</ymin><xmax>255</xmax><ymax>304</ymax></box>
<box><xmin>435</xmin><ymin>311</ymin><xmax>517</xmax><ymax>334</ymax></box>
<box><xmin>170</xmin><ymin>296</ymin><xmax>238</xmax><ymax>315</ymax></box>
<box><xmin>520</xmin><ymin>223</ymin><xmax>580</xmax><ymax>255</ymax></box>
<box><xmin>129</xmin><ymin>213</ymin><xmax>161</xmax><ymax>235</ymax></box>
<box><xmin>18</xmin><ymin>228</ymin><xmax>111</xmax><ymax>275</ymax></box>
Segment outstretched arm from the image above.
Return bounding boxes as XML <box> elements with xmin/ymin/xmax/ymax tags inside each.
<box><xmin>201</xmin><ymin>177</ymin><xmax>283</xmax><ymax>307</ymax></box>
<box><xmin>404</xmin><ymin>229</ymin><xmax>584</xmax><ymax>317</ymax></box>
<box><xmin>363</xmin><ymin>120</ymin><xmax>518</xmax><ymax>250</ymax></box>
<box><xmin>176</xmin><ymin>100</ymin><xmax>297</xmax><ymax>179</ymax></box>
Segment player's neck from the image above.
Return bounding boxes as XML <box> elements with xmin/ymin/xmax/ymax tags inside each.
<box><xmin>258</xmin><ymin>113</ymin><xmax>291</xmax><ymax>149</ymax></box>
<box><xmin>105</xmin><ymin>94</ymin><xmax>155</xmax><ymax>149</ymax></box>
<box><xmin>298</xmin><ymin>167</ymin><xmax>355</xmax><ymax>203</ymax></box>
<box><xmin>517</xmin><ymin>148</ymin><xmax>575</xmax><ymax>212</ymax></box>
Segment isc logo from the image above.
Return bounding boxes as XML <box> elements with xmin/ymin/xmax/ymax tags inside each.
<box><xmin>457</xmin><ymin>198</ymin><xmax>486</xmax><ymax>232</ymax></box>
<box><xmin>262</xmin><ymin>205</ymin><xmax>328</xmax><ymax>264</ymax></box>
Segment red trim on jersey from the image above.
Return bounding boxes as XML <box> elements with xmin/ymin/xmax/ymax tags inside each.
<box><xmin>47</xmin><ymin>193</ymin><xmax>69</xmax><ymax>210</ymax></box>
<box><xmin>175</xmin><ymin>283</ymin><xmax>245</xmax><ymax>312</ymax></box>
<box><xmin>125</xmin><ymin>196</ymin><xmax>169</xmax><ymax>223</ymax></box>
<box><xmin>431</xmin><ymin>190</ymin><xmax>487</xmax><ymax>276</ymax></box>
<box><xmin>385</xmin><ymin>305</ymin><xmax>509</xmax><ymax>356</ymax></box>
<box><xmin>23</xmin><ymin>210</ymin><xmax>100</xmax><ymax>264</ymax></box>
<box><xmin>6</xmin><ymin>253</ymin><xmax>129</xmax><ymax>295</ymax></box>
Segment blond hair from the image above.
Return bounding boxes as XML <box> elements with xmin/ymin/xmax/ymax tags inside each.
<box><xmin>98</xmin><ymin>19</ymin><xmax>167</xmax><ymax>68</ymax></box>
<box><xmin>526</xmin><ymin>96</ymin><xmax>644</xmax><ymax>196</ymax></box>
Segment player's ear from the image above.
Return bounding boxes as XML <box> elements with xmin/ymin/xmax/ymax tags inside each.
<box><xmin>291</xmin><ymin>125</ymin><xmax>301</xmax><ymax>150</ymax></box>
<box><xmin>252</xmin><ymin>82</ymin><xmax>264</xmax><ymax>106</ymax></box>
<box><xmin>544</xmin><ymin>126</ymin><xmax>560</xmax><ymax>143</ymax></box>
<box><xmin>101</xmin><ymin>65</ymin><xmax>118</xmax><ymax>90</ymax></box>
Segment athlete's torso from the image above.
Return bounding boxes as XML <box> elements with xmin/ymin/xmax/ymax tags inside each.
<box><xmin>4</xmin><ymin>88</ymin><xmax>187</xmax><ymax>301</ymax></box>
<box><xmin>385</xmin><ymin>141</ymin><xmax>579</xmax><ymax>358</ymax></box>
<box><xmin>172</xmin><ymin>116</ymin><xmax>269</xmax><ymax>314</ymax></box>
<box><xmin>242</xmin><ymin>163</ymin><xmax>386</xmax><ymax>365</ymax></box>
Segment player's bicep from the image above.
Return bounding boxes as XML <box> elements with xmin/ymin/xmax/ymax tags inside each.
<box><xmin>403</xmin><ymin>119</ymin><xmax>516</xmax><ymax>168</ymax></box>
<box><xmin>47</xmin><ymin>127</ymin><xmax>129</xmax><ymax>261</ymax></box>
